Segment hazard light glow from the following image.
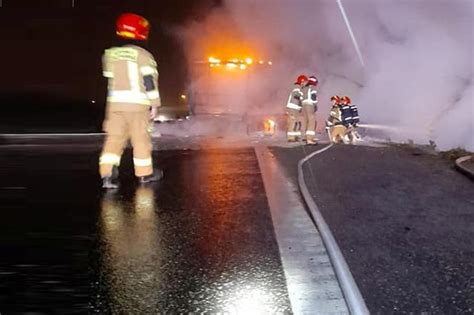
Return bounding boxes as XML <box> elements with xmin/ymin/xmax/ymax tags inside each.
<box><xmin>207</xmin><ymin>56</ymin><xmax>272</xmax><ymax>71</ymax></box>
<box><xmin>208</xmin><ymin>56</ymin><xmax>221</xmax><ymax>64</ymax></box>
<box><xmin>226</xmin><ymin>63</ymin><xmax>238</xmax><ymax>69</ymax></box>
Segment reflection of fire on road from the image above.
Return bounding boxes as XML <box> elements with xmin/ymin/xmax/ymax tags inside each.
<box><xmin>263</xmin><ymin>118</ymin><xmax>276</xmax><ymax>136</ymax></box>
<box><xmin>98</xmin><ymin>188</ymin><xmax>163</xmax><ymax>312</ymax></box>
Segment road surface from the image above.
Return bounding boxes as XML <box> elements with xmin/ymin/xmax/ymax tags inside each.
<box><xmin>271</xmin><ymin>143</ymin><xmax>474</xmax><ymax>314</ymax></box>
<box><xmin>0</xmin><ymin>144</ymin><xmax>294</xmax><ymax>313</ymax></box>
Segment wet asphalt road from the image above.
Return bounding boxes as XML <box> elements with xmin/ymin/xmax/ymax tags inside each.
<box><xmin>0</xmin><ymin>145</ymin><xmax>291</xmax><ymax>313</ymax></box>
<box><xmin>271</xmin><ymin>144</ymin><xmax>474</xmax><ymax>314</ymax></box>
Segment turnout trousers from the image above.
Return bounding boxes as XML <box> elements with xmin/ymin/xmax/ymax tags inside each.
<box><xmin>286</xmin><ymin>108</ymin><xmax>302</xmax><ymax>141</ymax></box>
<box><xmin>328</xmin><ymin>125</ymin><xmax>349</xmax><ymax>144</ymax></box>
<box><xmin>99</xmin><ymin>110</ymin><xmax>153</xmax><ymax>178</ymax></box>
<box><xmin>301</xmin><ymin>104</ymin><xmax>317</xmax><ymax>141</ymax></box>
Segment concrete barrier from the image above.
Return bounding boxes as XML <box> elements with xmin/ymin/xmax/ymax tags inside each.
<box><xmin>455</xmin><ymin>155</ymin><xmax>474</xmax><ymax>180</ymax></box>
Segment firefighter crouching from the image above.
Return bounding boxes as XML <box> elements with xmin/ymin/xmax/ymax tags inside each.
<box><xmin>326</xmin><ymin>95</ymin><xmax>350</xmax><ymax>144</ymax></box>
<box><xmin>301</xmin><ymin>75</ymin><xmax>319</xmax><ymax>145</ymax></box>
<box><xmin>341</xmin><ymin>96</ymin><xmax>362</xmax><ymax>142</ymax></box>
<box><xmin>286</xmin><ymin>75</ymin><xmax>306</xmax><ymax>142</ymax></box>
<box><xmin>99</xmin><ymin>13</ymin><xmax>163</xmax><ymax>189</ymax></box>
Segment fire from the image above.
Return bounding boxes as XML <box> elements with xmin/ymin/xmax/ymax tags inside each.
<box><xmin>263</xmin><ymin>119</ymin><xmax>276</xmax><ymax>136</ymax></box>
<box><xmin>225</xmin><ymin>62</ymin><xmax>238</xmax><ymax>69</ymax></box>
<box><xmin>208</xmin><ymin>56</ymin><xmax>221</xmax><ymax>64</ymax></box>
<box><xmin>207</xmin><ymin>56</ymin><xmax>273</xmax><ymax>71</ymax></box>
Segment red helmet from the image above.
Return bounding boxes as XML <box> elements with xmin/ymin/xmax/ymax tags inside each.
<box><xmin>341</xmin><ymin>96</ymin><xmax>351</xmax><ymax>104</ymax></box>
<box><xmin>295</xmin><ymin>75</ymin><xmax>308</xmax><ymax>85</ymax></box>
<box><xmin>308</xmin><ymin>76</ymin><xmax>318</xmax><ymax>86</ymax></box>
<box><xmin>330</xmin><ymin>95</ymin><xmax>340</xmax><ymax>102</ymax></box>
<box><xmin>116</xmin><ymin>13</ymin><xmax>150</xmax><ymax>41</ymax></box>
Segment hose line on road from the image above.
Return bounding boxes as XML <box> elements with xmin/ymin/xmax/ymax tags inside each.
<box><xmin>298</xmin><ymin>143</ymin><xmax>370</xmax><ymax>315</ymax></box>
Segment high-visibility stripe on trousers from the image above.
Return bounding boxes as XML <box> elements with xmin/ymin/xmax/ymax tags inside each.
<box><xmin>99</xmin><ymin>153</ymin><xmax>121</xmax><ymax>166</ymax></box>
<box><xmin>99</xmin><ymin>110</ymin><xmax>154</xmax><ymax>178</ymax></box>
<box><xmin>287</xmin><ymin>108</ymin><xmax>302</xmax><ymax>139</ymax></box>
<box><xmin>132</xmin><ymin>157</ymin><xmax>153</xmax><ymax>177</ymax></box>
<box><xmin>287</xmin><ymin>131</ymin><xmax>301</xmax><ymax>136</ymax></box>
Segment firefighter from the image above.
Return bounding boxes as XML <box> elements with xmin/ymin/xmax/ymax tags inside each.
<box><xmin>301</xmin><ymin>75</ymin><xmax>319</xmax><ymax>144</ymax></box>
<box><xmin>286</xmin><ymin>75</ymin><xmax>306</xmax><ymax>142</ymax></box>
<box><xmin>99</xmin><ymin>13</ymin><xmax>163</xmax><ymax>189</ymax></box>
<box><xmin>326</xmin><ymin>95</ymin><xmax>350</xmax><ymax>144</ymax></box>
<box><xmin>340</xmin><ymin>96</ymin><xmax>353</xmax><ymax>127</ymax></box>
<box><xmin>341</xmin><ymin>96</ymin><xmax>362</xmax><ymax>142</ymax></box>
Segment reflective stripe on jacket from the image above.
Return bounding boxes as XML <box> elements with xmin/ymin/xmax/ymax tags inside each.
<box><xmin>301</xmin><ymin>85</ymin><xmax>318</xmax><ymax>107</ymax></box>
<box><xmin>286</xmin><ymin>86</ymin><xmax>303</xmax><ymax>110</ymax></box>
<box><xmin>327</xmin><ymin>105</ymin><xmax>344</xmax><ymax>126</ymax></box>
<box><xmin>341</xmin><ymin>105</ymin><xmax>353</xmax><ymax>126</ymax></box>
<box><xmin>350</xmin><ymin>104</ymin><xmax>360</xmax><ymax>124</ymax></box>
<box><xmin>103</xmin><ymin>45</ymin><xmax>161</xmax><ymax>109</ymax></box>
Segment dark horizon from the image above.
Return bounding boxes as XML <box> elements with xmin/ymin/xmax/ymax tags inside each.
<box><xmin>0</xmin><ymin>0</ymin><xmax>222</xmax><ymax>106</ymax></box>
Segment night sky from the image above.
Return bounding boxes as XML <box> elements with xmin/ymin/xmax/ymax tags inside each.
<box><xmin>0</xmin><ymin>0</ymin><xmax>222</xmax><ymax>106</ymax></box>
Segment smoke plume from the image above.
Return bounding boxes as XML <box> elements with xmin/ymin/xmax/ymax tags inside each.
<box><xmin>177</xmin><ymin>0</ymin><xmax>473</xmax><ymax>151</ymax></box>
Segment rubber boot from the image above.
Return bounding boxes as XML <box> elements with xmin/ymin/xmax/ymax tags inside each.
<box><xmin>353</xmin><ymin>130</ymin><xmax>363</xmax><ymax>141</ymax></box>
<box><xmin>342</xmin><ymin>134</ymin><xmax>351</xmax><ymax>144</ymax></box>
<box><xmin>139</xmin><ymin>169</ymin><xmax>164</xmax><ymax>184</ymax></box>
<box><xmin>102</xmin><ymin>166</ymin><xmax>119</xmax><ymax>189</ymax></box>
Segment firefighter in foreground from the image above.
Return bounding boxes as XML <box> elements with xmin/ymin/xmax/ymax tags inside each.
<box><xmin>286</xmin><ymin>75</ymin><xmax>306</xmax><ymax>142</ymax></box>
<box><xmin>301</xmin><ymin>75</ymin><xmax>319</xmax><ymax>144</ymax></box>
<box><xmin>99</xmin><ymin>13</ymin><xmax>163</xmax><ymax>189</ymax></box>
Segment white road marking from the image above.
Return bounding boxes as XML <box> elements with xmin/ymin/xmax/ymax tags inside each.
<box><xmin>255</xmin><ymin>145</ymin><xmax>349</xmax><ymax>314</ymax></box>
<box><xmin>0</xmin><ymin>133</ymin><xmax>104</xmax><ymax>136</ymax></box>
<box><xmin>298</xmin><ymin>144</ymin><xmax>369</xmax><ymax>315</ymax></box>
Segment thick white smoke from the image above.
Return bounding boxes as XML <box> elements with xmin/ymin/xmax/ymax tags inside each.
<box><xmin>177</xmin><ymin>0</ymin><xmax>473</xmax><ymax>151</ymax></box>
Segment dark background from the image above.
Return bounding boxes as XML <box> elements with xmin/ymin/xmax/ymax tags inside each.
<box><xmin>0</xmin><ymin>0</ymin><xmax>222</xmax><ymax>132</ymax></box>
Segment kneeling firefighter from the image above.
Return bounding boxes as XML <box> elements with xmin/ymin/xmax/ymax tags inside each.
<box><xmin>99</xmin><ymin>13</ymin><xmax>163</xmax><ymax>189</ymax></box>
<box><xmin>341</xmin><ymin>96</ymin><xmax>362</xmax><ymax>142</ymax></box>
<box><xmin>326</xmin><ymin>95</ymin><xmax>349</xmax><ymax>144</ymax></box>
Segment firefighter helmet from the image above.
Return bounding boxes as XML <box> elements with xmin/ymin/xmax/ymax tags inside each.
<box><xmin>116</xmin><ymin>13</ymin><xmax>150</xmax><ymax>41</ymax></box>
<box><xmin>308</xmin><ymin>76</ymin><xmax>318</xmax><ymax>86</ymax></box>
<box><xmin>341</xmin><ymin>96</ymin><xmax>351</xmax><ymax>104</ymax></box>
<box><xmin>295</xmin><ymin>75</ymin><xmax>308</xmax><ymax>85</ymax></box>
<box><xmin>330</xmin><ymin>95</ymin><xmax>340</xmax><ymax>102</ymax></box>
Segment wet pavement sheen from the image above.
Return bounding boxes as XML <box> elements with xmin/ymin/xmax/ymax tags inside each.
<box><xmin>0</xmin><ymin>147</ymin><xmax>292</xmax><ymax>313</ymax></box>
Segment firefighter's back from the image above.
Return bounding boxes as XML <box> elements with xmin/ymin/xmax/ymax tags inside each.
<box><xmin>103</xmin><ymin>44</ymin><xmax>157</xmax><ymax>112</ymax></box>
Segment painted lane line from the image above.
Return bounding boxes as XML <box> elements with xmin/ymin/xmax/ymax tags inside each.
<box><xmin>298</xmin><ymin>144</ymin><xmax>369</xmax><ymax>315</ymax></box>
<box><xmin>0</xmin><ymin>133</ymin><xmax>105</xmax><ymax>137</ymax></box>
<box><xmin>255</xmin><ymin>146</ymin><xmax>349</xmax><ymax>315</ymax></box>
